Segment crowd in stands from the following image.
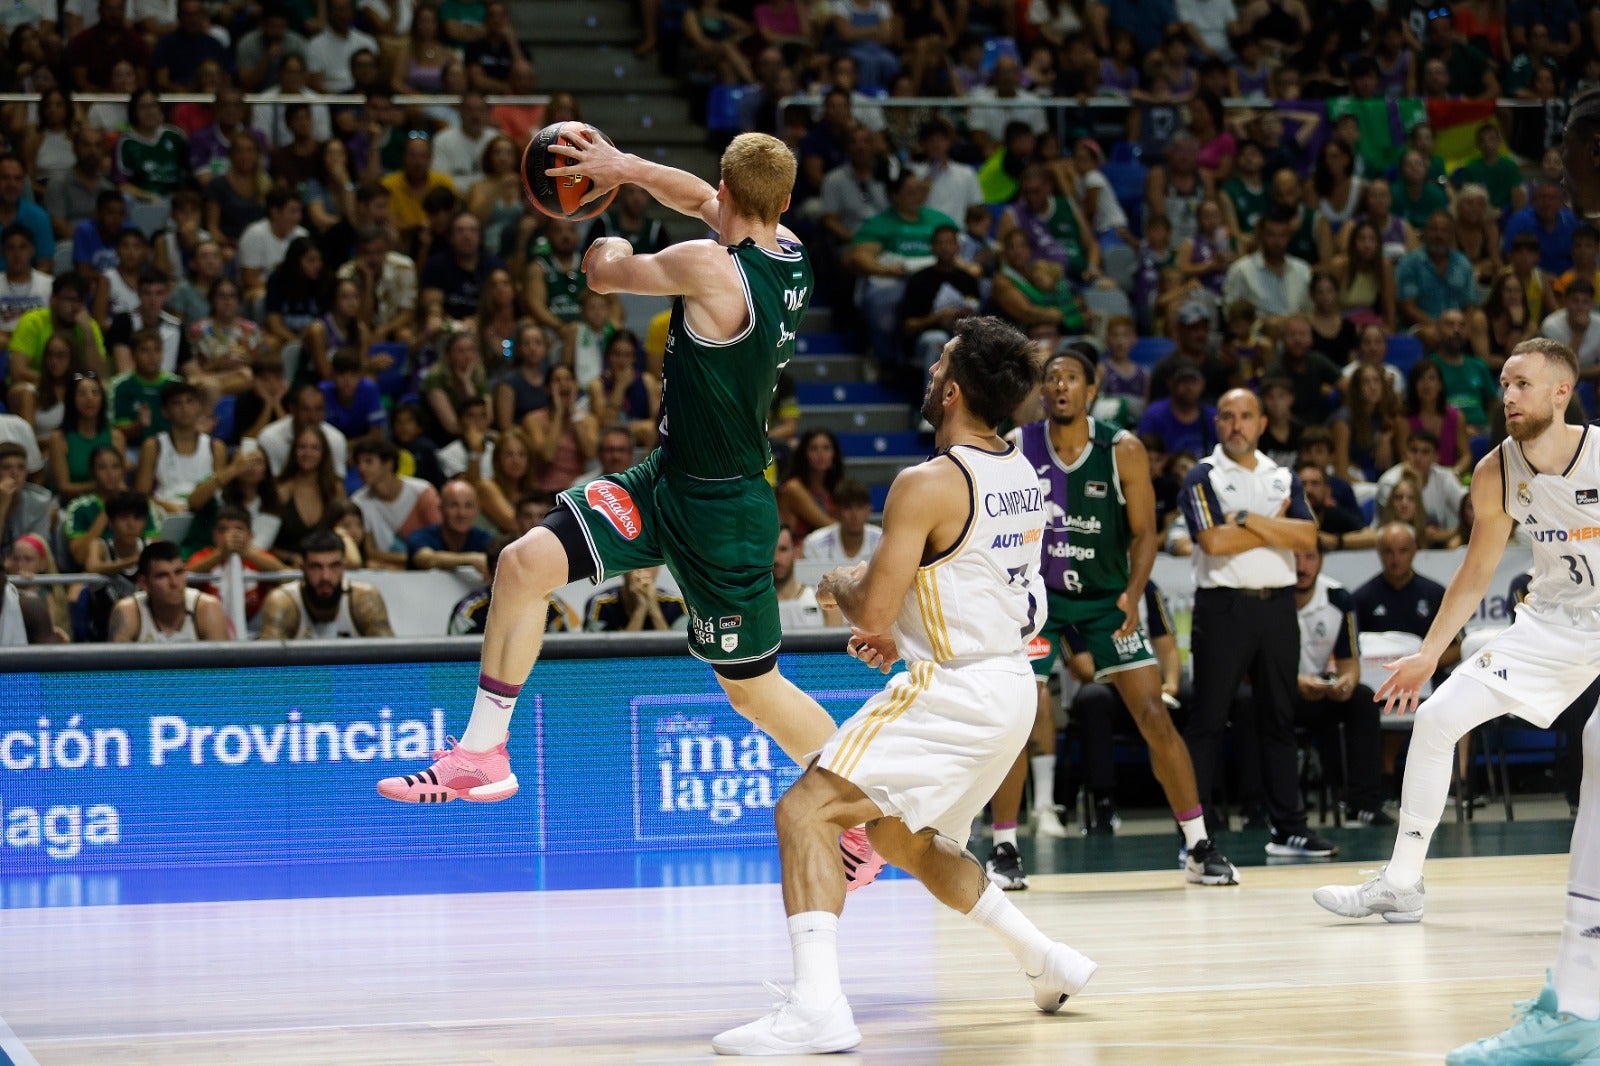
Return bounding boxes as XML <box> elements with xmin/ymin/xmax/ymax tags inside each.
<box><xmin>0</xmin><ymin>0</ymin><xmax>1589</xmax><ymax>651</ymax></box>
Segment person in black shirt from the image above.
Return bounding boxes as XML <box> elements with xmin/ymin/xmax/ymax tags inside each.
<box><xmin>1148</xmin><ymin>302</ymin><xmax>1235</xmax><ymax>405</ymax></box>
<box><xmin>1296</xmin><ymin>460</ymin><xmax>1373</xmax><ymax>552</ymax></box>
<box><xmin>420</xmin><ymin>210</ymin><xmax>506</xmax><ymax>322</ymax></box>
<box><xmin>1353</xmin><ymin>522</ymin><xmax>1460</xmax><ymax>696</ymax></box>
<box><xmin>464</xmin><ymin>1</ymin><xmax>525</xmax><ymax>92</ymax></box>
<box><xmin>899</xmin><ymin>224</ymin><xmax>981</xmax><ymax>370</ymax></box>
<box><xmin>584</xmin><ymin>566</ymin><xmax>686</xmax><ymax>632</ymax></box>
<box><xmin>583</xmin><ymin>184</ymin><xmax>671</xmax><ymax>256</ymax></box>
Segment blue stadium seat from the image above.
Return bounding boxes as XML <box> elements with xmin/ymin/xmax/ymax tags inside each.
<box><xmin>212</xmin><ymin>394</ymin><xmax>235</xmax><ymax>443</ymax></box>
<box><xmin>1470</xmin><ymin>434</ymin><xmax>1491</xmax><ymax>465</ymax></box>
<box><xmin>870</xmin><ymin>483</ymin><xmax>891</xmax><ymax>512</ymax></box>
<box><xmin>981</xmin><ymin>37</ymin><xmax>1020</xmax><ymax>75</ymax></box>
<box><xmin>1386</xmin><ymin>334</ymin><xmax>1424</xmax><ymax>378</ymax></box>
<box><xmin>706</xmin><ymin>85</ymin><xmax>756</xmax><ymax>133</ymax></box>
<box><xmin>794</xmin><ymin>332</ymin><xmax>856</xmax><ymax>356</ymax></box>
<box><xmin>834</xmin><ymin>430</ymin><xmax>923</xmax><ymax>457</ymax></box>
<box><xmin>1360</xmin><ymin>496</ymin><xmax>1377</xmax><ymax>525</ymax></box>
<box><xmin>1098</xmin><ymin>162</ymin><xmax>1147</xmax><ymax>237</ymax></box>
<box><xmin>1129</xmin><ymin>336</ymin><xmax>1174</xmax><ymax>368</ymax></box>
<box><xmin>368</xmin><ymin>342</ymin><xmax>410</xmax><ymax>401</ymax></box>
<box><xmin>795</xmin><ymin>381</ymin><xmax>900</xmax><ymax>405</ymax></box>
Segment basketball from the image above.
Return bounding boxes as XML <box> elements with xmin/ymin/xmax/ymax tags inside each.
<box><xmin>521</xmin><ymin>121</ymin><xmax>618</xmax><ymax>222</ymax></box>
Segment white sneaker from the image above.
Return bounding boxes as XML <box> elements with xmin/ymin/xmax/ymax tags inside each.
<box><xmin>1312</xmin><ymin>867</ymin><xmax>1425</xmax><ymax>923</ymax></box>
<box><xmin>711</xmin><ymin>990</ymin><xmax>862</xmax><ymax>1056</ymax></box>
<box><xmin>1033</xmin><ymin>805</ymin><xmax>1070</xmax><ymax>839</ymax></box>
<box><xmin>1028</xmin><ymin>942</ymin><xmax>1099</xmax><ymax>1013</ymax></box>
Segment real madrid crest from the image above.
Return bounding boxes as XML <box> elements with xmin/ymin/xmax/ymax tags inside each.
<box><xmin>1476</xmin><ymin>652</ymin><xmax>1492</xmax><ymax>670</ymax></box>
<box><xmin>1517</xmin><ymin>482</ymin><xmax>1533</xmax><ymax>508</ymax></box>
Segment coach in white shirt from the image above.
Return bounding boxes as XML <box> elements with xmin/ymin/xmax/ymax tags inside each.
<box><xmin>1178</xmin><ymin>388</ymin><xmax>1332</xmax><ymax>855</ymax></box>
<box><xmin>801</xmin><ymin>479</ymin><xmax>881</xmax><ymax>564</ymax></box>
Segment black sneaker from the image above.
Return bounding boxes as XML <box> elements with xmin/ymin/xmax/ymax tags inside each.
<box><xmin>1265</xmin><ymin>829</ymin><xmax>1339</xmax><ymax>858</ymax></box>
<box><xmin>985</xmin><ymin>842</ymin><xmax>1028</xmax><ymax>891</ymax></box>
<box><xmin>1346</xmin><ymin>806</ymin><xmax>1395</xmax><ymax>828</ymax></box>
<box><xmin>1184</xmin><ymin>838</ymin><xmax>1241</xmax><ymax>885</ymax></box>
<box><xmin>1241</xmin><ymin>804</ymin><xmax>1272</xmax><ymax>832</ymax></box>
<box><xmin>1085</xmin><ymin>795</ymin><xmax>1121</xmax><ymax>836</ymax></box>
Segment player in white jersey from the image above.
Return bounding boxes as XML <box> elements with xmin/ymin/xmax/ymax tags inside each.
<box><xmin>711</xmin><ymin>317</ymin><xmax>1097</xmax><ymax>1056</ymax></box>
<box><xmin>1312</xmin><ymin>338</ymin><xmax>1600</xmax><ymax>1065</ymax></box>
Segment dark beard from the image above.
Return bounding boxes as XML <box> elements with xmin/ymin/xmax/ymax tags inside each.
<box><xmin>1506</xmin><ymin>409</ymin><xmax>1554</xmax><ymax>442</ymax></box>
<box><xmin>919</xmin><ymin>383</ymin><xmax>943</xmax><ymax>428</ymax></box>
<box><xmin>1049</xmin><ymin>408</ymin><xmax>1078</xmax><ymax>425</ymax></box>
<box><xmin>303</xmin><ymin>582</ymin><xmax>343</xmax><ymax>615</ymax></box>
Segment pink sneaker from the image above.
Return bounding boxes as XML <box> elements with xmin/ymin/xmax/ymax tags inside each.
<box><xmin>376</xmin><ymin>736</ymin><xmax>519</xmax><ymax>804</ymax></box>
<box><xmin>840</xmin><ymin>827</ymin><xmax>886</xmax><ymax>891</ymax></box>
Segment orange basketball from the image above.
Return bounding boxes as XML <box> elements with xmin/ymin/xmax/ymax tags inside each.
<box><xmin>521</xmin><ymin>121</ymin><xmax>619</xmax><ymax>222</ymax></box>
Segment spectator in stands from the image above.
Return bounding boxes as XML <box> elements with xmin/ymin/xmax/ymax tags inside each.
<box><xmin>1137</xmin><ymin>362</ymin><xmax>1215</xmax><ymax>456</ymax></box>
<box><xmin>235</xmin><ymin>8</ymin><xmax>310</xmax><ymax>91</ymax></box>
<box><xmin>775</xmin><ymin>522</ymin><xmax>836</xmax><ymax>628</ymax></box>
<box><xmin>274</xmin><ymin>423</ymin><xmax>346</xmax><ymax>562</ymax></box>
<box><xmin>238</xmin><ymin>189</ymin><xmax>309</xmax><ymax>301</ymax></box>
<box><xmin>585</xmin><ymin>565</ymin><xmax>687</xmax><ymax>632</ymax></box>
<box><xmin>1265</xmin><ymin>316</ymin><xmax>1342</xmax><ymax>424</ymax></box>
<box><xmin>334</xmin><ymin>225</ymin><xmax>417</xmax><ymax>350</ymax></box>
<box><xmin>389</xmin><ymin>401</ymin><xmax>446</xmax><ymax>487</ymax></box>
<box><xmin>106</xmin><ymin>328</ymin><xmax>175</xmax><ymax>455</ymax></box>
<box><xmin>1333</xmin><ymin>363</ymin><xmax>1404</xmax><ymax>484</ymax></box>
<box><xmin>464</xmin><ymin>1</ymin><xmax>524</xmax><ymax>91</ymax></box>
<box><xmin>991</xmin><ymin>229</ymin><xmax>1089</xmax><ymax>340</ymax></box>
<box><xmin>1553</xmin><ymin>224</ymin><xmax>1600</xmax><ymax>302</ymax></box>
<box><xmin>352</xmin><ymin>437</ymin><xmax>439</xmax><ymax>567</ymax></box>
<box><xmin>494</xmin><ymin>322</ymin><xmax>552</xmax><ymax>436</ymax></box>
<box><xmin>514</xmin><ymin>490</ymin><xmax>555</xmax><ymax>535</ymax></box>
<box><xmin>300</xmin><ymin>279</ymin><xmax>369</xmax><ymax>383</ymax></box>
<box><xmin>589</xmin><ymin>332</ymin><xmax>661</xmax><ymax>447</ymax></box>
<box><xmin>258</xmin><ymin>529</ymin><xmax>395</xmax><ymax>638</ymax></box>
<box><xmin>1539</xmin><ymin>278</ymin><xmax>1600</xmax><ymax>389</ymax></box>
<box><xmin>525</xmin><ymin>219</ymin><xmax>585</xmax><ymax>333</ymax></box>
<box><xmin>1505</xmin><ymin>230</ymin><xmax>1554</xmax><ymax>324</ymax></box>
<box><xmin>583</xmin><ymin>184</ymin><xmax>671</xmax><ymax>258</ymax></box>
<box><xmin>170</xmin><ymin>240</ymin><xmax>225</xmax><ymax>322</ymax></box>
<box><xmin>1450</xmin><ymin>124</ymin><xmax>1526</xmax><ymax>217</ymax></box>
<box><xmin>966</xmin><ymin>55</ymin><xmax>1046</xmax><ymax>159</ymax></box>
<box><xmin>1289</xmin><ymin>543</ymin><xmax>1388</xmax><ymax>822</ymax></box>
<box><xmin>107</xmin><ymin>267</ymin><xmax>187</xmax><ymax>378</ymax></box>
<box><xmin>1144</xmin><ymin>133</ymin><xmax>1212</xmax><ymax>247</ymax></box>
<box><xmin>1402</xmin><ymin>358</ymin><xmax>1471</xmax><ymax>478</ymax></box>
<box><xmin>49</xmin><ymin>372</ymin><xmax>122</xmax><ymax>500</ymax></box>
<box><xmin>82</xmin><ymin>488</ymin><xmax>151</xmax><ymax>582</ymax></box>
<box><xmin>797</xmin><ymin>89</ymin><xmax>854</xmax><ymax>208</ymax></box>
<box><xmin>115</xmin><ymin>90</ymin><xmax>188</xmax><ymax>206</ymax></box>
<box><xmin>1374</xmin><ymin>429</ymin><xmax>1466</xmax><ymax>546</ymax></box>
<box><xmin>899</xmin><ymin>224</ymin><xmax>981</xmax><ymax>372</ymax></box>
<box><xmin>203</xmin><ymin>135</ymin><xmax>271</xmax><ymax>249</ymax></box>
<box><xmin>683</xmin><ymin>0</ymin><xmax>757</xmax><ymax>85</ymax></box>
<box><xmin>998</xmin><ymin>165</ymin><xmax>1100</xmax><ymax>283</ymax></box>
<box><xmin>107</xmin><ymin>540</ymin><xmax>229</xmax><ymax>642</ymax></box>
<box><xmin>1297</xmin><ymin>460</ymin><xmax>1373</xmax><ymax>552</ymax></box>
<box><xmin>408</xmin><ymin>477</ymin><xmax>490</xmax><ymax>574</ymax></box>
<box><xmin>45</xmin><ymin>129</ymin><xmax>116</xmax><ymax>249</ymax></box>
<box><xmin>153</xmin><ymin>0</ymin><xmax>231</xmax><ymax>91</ymax></box>
<box><xmin>1502</xmin><ymin>179</ymin><xmax>1578</xmax><ymax>276</ymax></box>
<box><xmin>1221</xmin><ymin>139</ymin><xmax>1269</xmax><ymax>247</ymax></box>
<box><xmin>800</xmin><ymin>477</ymin><xmax>880</xmax><ymax>564</ymax></box>
<box><xmin>461</xmin><ymin>426</ymin><xmax>534</xmax><ymax>534</ymax></box>
<box><xmin>432</xmin><ymin>93</ymin><xmax>499</xmax><ymax>192</ymax></box>
<box><xmin>1174</xmin><ymin>199</ymin><xmax>1237</xmax><ymax>298</ymax></box>
<box><xmin>262</xmin><ymin>236</ymin><xmax>331</xmax><ymax>355</ymax></box>
<box><xmin>382</xmin><ymin>136</ymin><xmax>456</xmax><ymax>244</ymax></box>
<box><xmin>252</xmin><ymin>55</ymin><xmax>332</xmax><ymax>149</ymax></box>
<box><xmin>1392</xmin><ymin>150</ymin><xmax>1450</xmax><ymax>232</ymax></box>
<box><xmin>527</xmin><ymin>363</ymin><xmax>598</xmax><ymax>492</ymax></box>
<box><xmin>1341</xmin><ymin>181</ymin><xmax>1416</xmax><ymax>266</ymax></box>
<box><xmin>184</xmin><ymin>441</ymin><xmax>278</xmax><ymax>537</ymax></box>
<box><xmin>307</xmin><ymin>0</ymin><xmax>377</xmax><ymax>93</ymax></box>
<box><xmin>6</xmin><ymin>335</ymin><xmax>75</xmax><ymax>447</ymax></box>
<box><xmin>1305</xmin><ymin>271</ymin><xmax>1361</xmax><ymax>366</ymax></box>
<box><xmin>186</xmin><ymin>504</ymin><xmax>286</xmax><ymax>622</ymax></box>
<box><xmin>72</xmin><ymin>192</ymin><xmax>128</xmax><ymax>290</ymax></box>
<box><xmin>0</xmin><ymin>201</ymin><xmax>49</xmax><ymax>300</ymax></box>
<box><xmin>911</xmin><ymin>118</ymin><xmax>983</xmax><ymax>229</ymax></box>
<box><xmin>96</xmin><ymin>228</ymin><xmax>152</xmax><ymax>327</ymax></box>
<box><xmin>421</xmin><ymin>211</ymin><xmax>505</xmax><ymax>324</ymax></box>
<box><xmin>319</xmin><ymin>350</ymin><xmax>387</xmax><ymax>444</ymax></box>
<box><xmin>1429</xmin><ymin>307</ymin><xmax>1499</xmax><ymax>435</ymax></box>
<box><xmin>1221</xmin><ymin>206</ymin><xmax>1312</xmax><ymax>332</ymax></box>
<box><xmin>777</xmin><ymin>427</ymin><xmax>843</xmax><ymax>539</ymax></box>
<box><xmin>420</xmin><ymin>329</ymin><xmax>490</xmax><ymax>444</ymax></box>
<box><xmin>5</xmin><ymin>533</ymin><xmax>68</xmax><ymax>642</ymax></box>
<box><xmin>846</xmin><ymin>172</ymin><xmax>957</xmax><ymax>369</ymax></box>
<box><xmin>65</xmin><ymin>0</ymin><xmax>150</xmax><ymax>92</ymax></box>
<box><xmin>586</xmin><ymin>425</ymin><xmax>633</xmax><ymax>482</ymax></box>
<box><xmin>135</xmin><ymin>380</ymin><xmax>224</xmax><ymax>514</ymax></box>
<box><xmin>1330</xmin><ymin>220</ymin><xmax>1399</xmax><ymax>330</ymax></box>
<box><xmin>436</xmin><ymin>395</ymin><xmax>492</xmax><ymax>479</ymax></box>
<box><xmin>1420</xmin><ymin>6</ymin><xmax>1499</xmax><ymax>100</ymax></box>
<box><xmin>1147</xmin><ymin>302</ymin><xmax>1231</xmax><ymax>404</ymax></box>
<box><xmin>1256</xmin><ymin>376</ymin><xmax>1302</xmax><ymax>469</ymax></box>
<box><xmin>1484</xmin><ymin>272</ymin><xmax>1535</xmax><ymax>371</ymax></box>
<box><xmin>0</xmin><ymin>441</ymin><xmax>53</xmax><ymax>553</ymax></box>
<box><xmin>819</xmin><ymin>125</ymin><xmax>888</xmax><ymax>248</ymax></box>
<box><xmin>262</xmin><ymin>382</ymin><xmax>350</xmax><ymax>482</ymax></box>
<box><xmin>1397</xmin><ymin>211</ymin><xmax>1485</xmax><ymax>342</ymax></box>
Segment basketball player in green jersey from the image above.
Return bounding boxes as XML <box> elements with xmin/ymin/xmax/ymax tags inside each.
<box><xmin>378</xmin><ymin>132</ymin><xmax>880</xmax><ymax>880</ymax></box>
<box><xmin>991</xmin><ymin>347</ymin><xmax>1239</xmax><ymax>887</ymax></box>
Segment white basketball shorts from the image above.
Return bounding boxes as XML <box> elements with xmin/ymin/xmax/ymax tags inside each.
<box><xmin>1455</xmin><ymin>606</ymin><xmax>1600</xmax><ymax>728</ymax></box>
<box><xmin>817</xmin><ymin>658</ymin><xmax>1035</xmax><ymax>843</ymax></box>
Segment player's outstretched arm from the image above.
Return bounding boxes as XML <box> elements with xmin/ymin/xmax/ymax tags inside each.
<box><xmin>583</xmin><ymin>236</ymin><xmax>726</xmax><ymax>299</ymax></box>
<box><xmin>546</xmin><ymin>128</ymin><xmax>720</xmax><ymax>230</ymax></box>
<box><xmin>1377</xmin><ymin>450</ymin><xmax>1514</xmax><ymax>711</ymax></box>
<box><xmin>818</xmin><ymin>461</ymin><xmax>950</xmax><ymax>635</ymax></box>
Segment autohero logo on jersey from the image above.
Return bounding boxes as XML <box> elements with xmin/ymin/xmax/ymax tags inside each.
<box><xmin>585</xmin><ymin>480</ymin><xmax>642</xmax><ymax>541</ymax></box>
<box><xmin>1527</xmin><ymin>525</ymin><xmax>1600</xmax><ymax>543</ymax></box>
<box><xmin>632</xmin><ymin>697</ymin><xmax>802</xmax><ymax>842</ymax></box>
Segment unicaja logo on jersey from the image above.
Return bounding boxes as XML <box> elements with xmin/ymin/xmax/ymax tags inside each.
<box><xmin>586</xmin><ymin>480</ymin><xmax>642</xmax><ymax>541</ymax></box>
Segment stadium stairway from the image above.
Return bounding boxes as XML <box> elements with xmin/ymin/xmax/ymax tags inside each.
<box><xmin>792</xmin><ymin>308</ymin><xmax>926</xmax><ymax>512</ymax></box>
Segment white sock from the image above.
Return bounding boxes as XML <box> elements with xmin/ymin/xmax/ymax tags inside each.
<box><xmin>1385</xmin><ymin>814</ymin><xmax>1433</xmax><ymax>887</ymax></box>
<box><xmin>1178</xmin><ymin>813</ymin><xmax>1208</xmax><ymax>850</ymax></box>
<box><xmin>1030</xmin><ymin>754</ymin><xmax>1056</xmax><ymax>809</ymax></box>
<box><xmin>1555</xmin><ymin>894</ymin><xmax>1600</xmax><ymax>1020</ymax></box>
<box><xmin>993</xmin><ymin>826</ymin><xmax>1018</xmax><ymax>849</ymax></box>
<box><xmin>967</xmin><ymin>882</ymin><xmax>1053</xmax><ymax>975</ymax></box>
<box><xmin>788</xmin><ymin>911</ymin><xmax>842</xmax><ymax>1005</ymax></box>
<box><xmin>461</xmin><ymin>675</ymin><xmax>521</xmax><ymax>752</ymax></box>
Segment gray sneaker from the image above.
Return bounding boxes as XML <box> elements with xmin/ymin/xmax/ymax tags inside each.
<box><xmin>1312</xmin><ymin>867</ymin><xmax>1425</xmax><ymax>923</ymax></box>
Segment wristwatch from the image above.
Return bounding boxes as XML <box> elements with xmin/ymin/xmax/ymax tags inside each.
<box><xmin>1234</xmin><ymin>509</ymin><xmax>1250</xmax><ymax>527</ymax></box>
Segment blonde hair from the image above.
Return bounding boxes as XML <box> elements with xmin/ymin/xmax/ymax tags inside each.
<box><xmin>1512</xmin><ymin>335</ymin><xmax>1581</xmax><ymax>383</ymax></box>
<box><xmin>720</xmin><ymin>133</ymin><xmax>796</xmax><ymax>225</ymax></box>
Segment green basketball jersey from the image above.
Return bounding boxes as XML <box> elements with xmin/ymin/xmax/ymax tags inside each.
<box><xmin>659</xmin><ymin>237</ymin><xmax>812</xmax><ymax>481</ymax></box>
<box><xmin>536</xmin><ymin>252</ymin><xmax>584</xmax><ymax>323</ymax></box>
<box><xmin>1023</xmin><ymin>417</ymin><xmax>1129</xmax><ymax>597</ymax></box>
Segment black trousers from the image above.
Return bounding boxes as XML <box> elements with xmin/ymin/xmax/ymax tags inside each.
<box><xmin>1071</xmin><ymin>680</ymin><xmax>1193</xmax><ymax>794</ymax></box>
<box><xmin>1186</xmin><ymin>586</ymin><xmax>1307</xmax><ymax>834</ymax></box>
<box><xmin>1234</xmin><ymin>685</ymin><xmax>1385</xmax><ymax>814</ymax></box>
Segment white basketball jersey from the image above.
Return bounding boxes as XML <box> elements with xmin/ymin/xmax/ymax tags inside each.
<box><xmin>891</xmin><ymin>443</ymin><xmax>1045</xmax><ymax>665</ymax></box>
<box><xmin>1501</xmin><ymin>425</ymin><xmax>1600</xmax><ymax>614</ymax></box>
<box><xmin>289</xmin><ymin>580</ymin><xmax>359</xmax><ymax>639</ymax></box>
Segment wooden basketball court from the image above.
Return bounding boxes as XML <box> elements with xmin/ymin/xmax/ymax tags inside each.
<box><xmin>2</xmin><ymin>853</ymin><xmax>1564</xmax><ymax>1064</ymax></box>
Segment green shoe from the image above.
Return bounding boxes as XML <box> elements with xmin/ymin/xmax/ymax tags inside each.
<box><xmin>1447</xmin><ymin>976</ymin><xmax>1600</xmax><ymax>1065</ymax></box>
